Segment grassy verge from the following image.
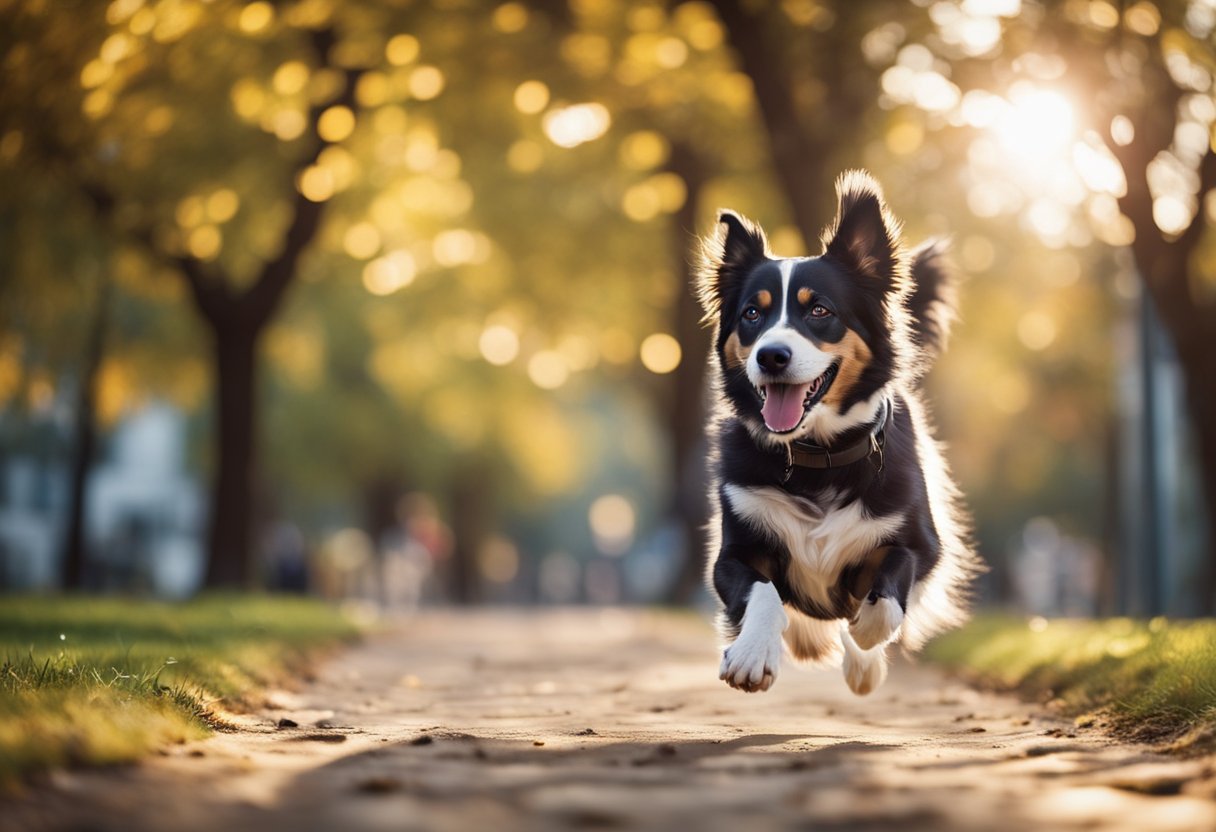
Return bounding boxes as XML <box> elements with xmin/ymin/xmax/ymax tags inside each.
<box><xmin>925</xmin><ymin>615</ymin><xmax>1216</xmax><ymax>753</ymax></box>
<box><xmin>0</xmin><ymin>594</ymin><xmax>361</xmax><ymax>787</ymax></box>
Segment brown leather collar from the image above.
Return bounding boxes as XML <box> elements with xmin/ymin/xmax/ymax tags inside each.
<box><xmin>781</xmin><ymin>398</ymin><xmax>890</xmax><ymax>483</ymax></box>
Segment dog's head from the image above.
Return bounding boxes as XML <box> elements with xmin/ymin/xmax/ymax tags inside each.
<box><xmin>698</xmin><ymin>170</ymin><xmax>911</xmax><ymax>445</ymax></box>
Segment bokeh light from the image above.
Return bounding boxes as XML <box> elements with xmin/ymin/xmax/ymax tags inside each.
<box><xmin>527</xmin><ymin>350</ymin><xmax>569</xmax><ymax>389</ymax></box>
<box><xmin>514</xmin><ymin>80</ymin><xmax>550</xmax><ymax>114</ymax></box>
<box><xmin>479</xmin><ymin>325</ymin><xmax>520</xmax><ymax>366</ymax></box>
<box><xmin>588</xmin><ymin>494</ymin><xmax>636</xmax><ymax>556</ymax></box>
<box><xmin>542</xmin><ymin>103</ymin><xmax>611</xmax><ymax>148</ymax></box>
<box><xmin>639</xmin><ymin>333</ymin><xmax>681</xmax><ymax>374</ymax></box>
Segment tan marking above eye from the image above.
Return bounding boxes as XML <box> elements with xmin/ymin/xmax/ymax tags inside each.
<box><xmin>756</xmin><ymin>290</ymin><xmax>772</xmax><ymax>309</ymax></box>
<box><xmin>797</xmin><ymin>287</ymin><xmax>812</xmax><ymax>305</ymax></box>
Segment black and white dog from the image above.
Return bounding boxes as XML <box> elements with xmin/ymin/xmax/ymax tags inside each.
<box><xmin>698</xmin><ymin>170</ymin><xmax>980</xmax><ymax>696</ymax></box>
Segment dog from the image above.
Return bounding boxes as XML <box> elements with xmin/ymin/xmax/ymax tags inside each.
<box><xmin>698</xmin><ymin>170</ymin><xmax>981</xmax><ymax>696</ymax></box>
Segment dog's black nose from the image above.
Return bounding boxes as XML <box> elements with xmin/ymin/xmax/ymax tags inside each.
<box><xmin>756</xmin><ymin>345</ymin><xmax>792</xmax><ymax>373</ymax></box>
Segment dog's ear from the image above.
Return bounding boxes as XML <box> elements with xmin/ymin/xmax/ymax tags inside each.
<box><xmin>697</xmin><ymin>209</ymin><xmax>769</xmax><ymax>323</ymax></box>
<box><xmin>821</xmin><ymin>170</ymin><xmax>903</xmax><ymax>290</ymax></box>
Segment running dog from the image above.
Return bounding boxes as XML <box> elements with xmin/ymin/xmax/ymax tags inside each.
<box><xmin>699</xmin><ymin>170</ymin><xmax>980</xmax><ymax>696</ymax></box>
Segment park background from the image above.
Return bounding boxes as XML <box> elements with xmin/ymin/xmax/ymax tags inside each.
<box><xmin>1</xmin><ymin>0</ymin><xmax>1214</xmax><ymax>617</ymax></box>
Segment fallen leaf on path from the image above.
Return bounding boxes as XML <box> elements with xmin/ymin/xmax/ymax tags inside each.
<box><xmin>356</xmin><ymin>777</ymin><xmax>403</xmax><ymax>794</ymax></box>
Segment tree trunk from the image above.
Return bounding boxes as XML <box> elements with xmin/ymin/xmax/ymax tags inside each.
<box><xmin>203</xmin><ymin>325</ymin><xmax>259</xmax><ymax>588</ymax></box>
<box><xmin>61</xmin><ymin>270</ymin><xmax>111</xmax><ymax>589</ymax></box>
<box><xmin>709</xmin><ymin>0</ymin><xmax>847</xmax><ymax>245</ymax></box>
<box><xmin>29</xmin><ymin>29</ymin><xmax>361</xmax><ymax>594</ymax></box>
<box><xmin>663</xmin><ymin>144</ymin><xmax>712</xmax><ymax>603</ymax></box>
<box><xmin>448</xmin><ymin>462</ymin><xmax>491</xmax><ymax>604</ymax></box>
<box><xmin>1173</xmin><ymin>343</ymin><xmax>1216</xmax><ymax>613</ymax></box>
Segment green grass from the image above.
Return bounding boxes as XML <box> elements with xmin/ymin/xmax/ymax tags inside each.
<box><xmin>0</xmin><ymin>594</ymin><xmax>361</xmax><ymax>786</ymax></box>
<box><xmin>925</xmin><ymin>615</ymin><xmax>1216</xmax><ymax>752</ymax></box>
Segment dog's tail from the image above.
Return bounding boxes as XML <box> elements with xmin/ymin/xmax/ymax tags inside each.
<box><xmin>905</xmin><ymin>239</ymin><xmax>957</xmax><ymax>360</ymax></box>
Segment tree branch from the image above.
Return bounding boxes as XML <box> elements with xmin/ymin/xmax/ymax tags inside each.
<box><xmin>27</xmin><ymin>120</ymin><xmax>233</xmax><ymax>324</ymax></box>
<box><xmin>243</xmin><ymin>28</ymin><xmax>363</xmax><ymax>331</ymax></box>
<box><xmin>707</xmin><ymin>0</ymin><xmax>833</xmax><ymax>244</ymax></box>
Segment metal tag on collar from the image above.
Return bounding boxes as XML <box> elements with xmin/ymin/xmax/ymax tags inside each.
<box><xmin>870</xmin><ymin>427</ymin><xmax>885</xmax><ymax>473</ymax></box>
<box><xmin>782</xmin><ymin>443</ymin><xmax>793</xmax><ymax>483</ymax></box>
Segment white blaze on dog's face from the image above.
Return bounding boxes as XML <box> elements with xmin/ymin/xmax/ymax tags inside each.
<box><xmin>699</xmin><ymin>174</ymin><xmax>906</xmax><ymax>444</ymax></box>
<box><xmin>744</xmin><ymin>259</ymin><xmax>842</xmax><ymax>435</ymax></box>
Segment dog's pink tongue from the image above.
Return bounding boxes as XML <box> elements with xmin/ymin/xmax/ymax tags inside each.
<box><xmin>761</xmin><ymin>383</ymin><xmax>811</xmax><ymax>432</ymax></box>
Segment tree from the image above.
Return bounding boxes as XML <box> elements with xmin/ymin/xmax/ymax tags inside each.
<box><xmin>931</xmin><ymin>0</ymin><xmax>1216</xmax><ymax>609</ymax></box>
<box><xmin>1091</xmin><ymin>10</ymin><xmax>1216</xmax><ymax>609</ymax></box>
<box><xmin>708</xmin><ymin>0</ymin><xmax>894</xmax><ymax>244</ymax></box>
<box><xmin>2</xmin><ymin>1</ymin><xmax>369</xmax><ymax>583</ymax></box>
<box><xmin>61</xmin><ymin>269</ymin><xmax>111</xmax><ymax>589</ymax></box>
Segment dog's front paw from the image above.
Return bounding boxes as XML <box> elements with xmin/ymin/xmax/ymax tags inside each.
<box><xmin>719</xmin><ymin>632</ymin><xmax>782</xmax><ymax>693</ymax></box>
<box><xmin>849</xmin><ymin>595</ymin><xmax>903</xmax><ymax>650</ymax></box>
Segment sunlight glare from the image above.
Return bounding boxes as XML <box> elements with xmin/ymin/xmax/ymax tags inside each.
<box><xmin>542</xmin><ymin>103</ymin><xmax>612</xmax><ymax>148</ymax></box>
<box><xmin>1153</xmin><ymin>195</ymin><xmax>1192</xmax><ymax>235</ymax></box>
<box><xmin>962</xmin><ymin>0</ymin><xmax>1022</xmax><ymax>15</ymax></box>
<box><xmin>994</xmin><ymin>86</ymin><xmax>1075</xmax><ymax>162</ymax></box>
<box><xmin>1072</xmin><ymin>140</ymin><xmax>1126</xmax><ymax>196</ymax></box>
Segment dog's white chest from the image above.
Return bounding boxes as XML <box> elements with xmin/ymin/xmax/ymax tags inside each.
<box><xmin>723</xmin><ymin>484</ymin><xmax>902</xmax><ymax>605</ymax></box>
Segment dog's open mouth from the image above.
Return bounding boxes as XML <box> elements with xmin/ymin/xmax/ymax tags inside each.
<box><xmin>757</xmin><ymin>364</ymin><xmax>838</xmax><ymax>433</ymax></box>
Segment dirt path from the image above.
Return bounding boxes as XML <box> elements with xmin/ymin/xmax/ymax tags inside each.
<box><xmin>9</xmin><ymin>609</ymin><xmax>1216</xmax><ymax>831</ymax></box>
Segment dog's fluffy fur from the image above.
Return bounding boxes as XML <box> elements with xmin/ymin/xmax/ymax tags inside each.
<box><xmin>699</xmin><ymin>170</ymin><xmax>981</xmax><ymax>696</ymax></box>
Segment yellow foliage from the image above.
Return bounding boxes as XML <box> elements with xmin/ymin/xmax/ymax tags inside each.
<box><xmin>96</xmin><ymin>359</ymin><xmax>140</xmax><ymax>427</ymax></box>
<box><xmin>297</xmin><ymin>165</ymin><xmax>335</xmax><ymax>202</ymax></box>
<box><xmin>369</xmin><ymin>338</ymin><xmax>441</xmax><ymax>399</ymax></box>
<box><xmin>186</xmin><ymin>225</ymin><xmax>221</xmax><ymax>260</ymax></box>
<box><xmin>230</xmin><ymin>78</ymin><xmax>265</xmax><ymax>121</ymax></box>
<box><xmin>265</xmin><ymin>325</ymin><xmax>324</xmax><ymax>391</ymax></box>
<box><xmin>501</xmin><ymin>402</ymin><xmax>580</xmax><ymax>495</ymax></box>
<box><xmin>527</xmin><ymin>350</ymin><xmax>569</xmax><ymax>389</ymax></box>
<box><xmin>639</xmin><ymin>333</ymin><xmax>681</xmax><ymax>374</ymax></box>
<box><xmin>408</xmin><ymin>66</ymin><xmax>445</xmax><ymax>101</ymax></box>
<box><xmin>514</xmin><ymin>80</ymin><xmax>550</xmax><ymax>115</ymax></box>
<box><xmin>385</xmin><ymin>33</ymin><xmax>420</xmax><ymax>66</ymax></box>
<box><xmin>238</xmin><ymin>2</ymin><xmax>275</xmax><ymax>35</ymax></box>
<box><xmin>355</xmin><ymin>72</ymin><xmax>391</xmax><ymax>108</ymax></box>
<box><xmin>342</xmin><ymin>221</ymin><xmax>381</xmax><ymax>260</ymax></box>
<box><xmin>0</xmin><ymin>337</ymin><xmax>23</xmax><ymax>408</ymax></box>
<box><xmin>422</xmin><ymin>385</ymin><xmax>487</xmax><ymax>449</ymax></box>
<box><xmin>619</xmin><ymin>130</ymin><xmax>669</xmax><ymax>170</ymax></box>
<box><xmin>493</xmin><ymin>3</ymin><xmax>529</xmax><ymax>34</ymax></box>
<box><xmin>561</xmin><ymin>33</ymin><xmax>612</xmax><ymax>77</ymax></box>
<box><xmin>317</xmin><ymin>105</ymin><xmax>356</xmax><ymax>142</ymax></box>
<box><xmin>272</xmin><ymin>61</ymin><xmax>309</xmax><ymax>96</ymax></box>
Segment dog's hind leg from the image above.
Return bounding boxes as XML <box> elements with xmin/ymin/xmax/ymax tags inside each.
<box><xmin>783</xmin><ymin>609</ymin><xmax>843</xmax><ymax>667</ymax></box>
<box><xmin>849</xmin><ymin>546</ymin><xmax>915</xmax><ymax>651</ymax></box>
<box><xmin>841</xmin><ymin>624</ymin><xmax>888</xmax><ymax>696</ymax></box>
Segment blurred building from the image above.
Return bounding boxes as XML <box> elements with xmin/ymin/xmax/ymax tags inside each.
<box><xmin>1114</xmin><ymin>298</ymin><xmax>1208</xmax><ymax>615</ymax></box>
<box><xmin>0</xmin><ymin>401</ymin><xmax>204</xmax><ymax>596</ymax></box>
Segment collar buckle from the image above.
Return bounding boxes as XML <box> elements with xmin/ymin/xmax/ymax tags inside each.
<box><xmin>781</xmin><ymin>396</ymin><xmax>891</xmax><ymax>479</ymax></box>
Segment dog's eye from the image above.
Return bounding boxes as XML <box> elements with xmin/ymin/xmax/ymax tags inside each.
<box><xmin>742</xmin><ymin>306</ymin><xmax>761</xmax><ymax>322</ymax></box>
<box><xmin>810</xmin><ymin>305</ymin><xmax>832</xmax><ymax>318</ymax></box>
